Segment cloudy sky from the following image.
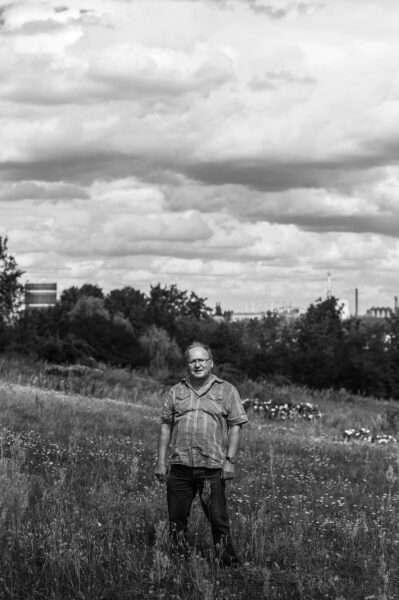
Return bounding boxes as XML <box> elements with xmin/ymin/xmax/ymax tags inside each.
<box><xmin>1</xmin><ymin>0</ymin><xmax>399</xmax><ymax>314</ymax></box>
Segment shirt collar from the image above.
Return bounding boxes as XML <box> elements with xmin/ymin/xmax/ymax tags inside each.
<box><xmin>181</xmin><ymin>373</ymin><xmax>223</xmax><ymax>395</ymax></box>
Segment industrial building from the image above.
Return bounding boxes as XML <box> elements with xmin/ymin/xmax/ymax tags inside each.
<box><xmin>24</xmin><ymin>283</ymin><xmax>57</xmax><ymax>310</ymax></box>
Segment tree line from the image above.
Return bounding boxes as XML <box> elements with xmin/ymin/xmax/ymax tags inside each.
<box><xmin>1</xmin><ymin>236</ymin><xmax>399</xmax><ymax>399</ymax></box>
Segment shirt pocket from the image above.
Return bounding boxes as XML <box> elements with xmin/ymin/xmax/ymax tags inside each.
<box><xmin>174</xmin><ymin>390</ymin><xmax>192</xmax><ymax>416</ymax></box>
<box><xmin>203</xmin><ymin>393</ymin><xmax>226</xmax><ymax>416</ymax></box>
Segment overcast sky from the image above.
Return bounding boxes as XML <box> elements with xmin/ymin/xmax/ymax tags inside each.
<box><xmin>1</xmin><ymin>0</ymin><xmax>399</xmax><ymax>313</ymax></box>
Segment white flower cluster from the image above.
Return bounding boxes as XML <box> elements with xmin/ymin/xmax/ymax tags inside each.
<box><xmin>242</xmin><ymin>398</ymin><xmax>322</xmax><ymax>421</ymax></box>
<box><xmin>343</xmin><ymin>428</ymin><xmax>397</xmax><ymax>444</ymax></box>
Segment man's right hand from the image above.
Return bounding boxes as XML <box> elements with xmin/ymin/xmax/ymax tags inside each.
<box><xmin>154</xmin><ymin>461</ymin><xmax>167</xmax><ymax>484</ymax></box>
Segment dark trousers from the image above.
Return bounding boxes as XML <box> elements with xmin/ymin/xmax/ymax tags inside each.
<box><xmin>166</xmin><ymin>464</ymin><xmax>239</xmax><ymax>565</ymax></box>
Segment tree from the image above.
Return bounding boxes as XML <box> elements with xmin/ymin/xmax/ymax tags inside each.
<box><xmin>146</xmin><ymin>283</ymin><xmax>212</xmax><ymax>332</ymax></box>
<box><xmin>239</xmin><ymin>314</ymin><xmax>295</xmax><ymax>381</ymax></box>
<box><xmin>79</xmin><ymin>283</ymin><xmax>104</xmax><ymax>299</ymax></box>
<box><xmin>0</xmin><ymin>236</ymin><xmax>24</xmax><ymax>325</ymax></box>
<box><xmin>104</xmin><ymin>287</ymin><xmax>148</xmax><ymax>334</ymax></box>
<box><xmin>59</xmin><ymin>286</ymin><xmax>80</xmax><ymax>313</ymax></box>
<box><xmin>59</xmin><ymin>284</ymin><xmax>104</xmax><ymax>314</ymax></box>
<box><xmin>36</xmin><ymin>334</ymin><xmax>95</xmax><ymax>364</ymax></box>
<box><xmin>139</xmin><ymin>325</ymin><xmax>182</xmax><ymax>376</ymax></box>
<box><xmin>293</xmin><ymin>296</ymin><xmax>346</xmax><ymax>389</ymax></box>
<box><xmin>70</xmin><ymin>296</ymin><xmax>110</xmax><ymax>320</ymax></box>
<box><xmin>69</xmin><ymin>308</ymin><xmax>142</xmax><ymax>367</ymax></box>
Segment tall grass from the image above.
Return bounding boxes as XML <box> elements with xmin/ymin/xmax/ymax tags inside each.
<box><xmin>0</xmin><ymin>355</ymin><xmax>165</xmax><ymax>406</ymax></box>
<box><xmin>1</xmin><ymin>360</ymin><xmax>399</xmax><ymax>598</ymax></box>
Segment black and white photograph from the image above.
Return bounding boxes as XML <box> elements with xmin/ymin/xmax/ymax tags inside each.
<box><xmin>1</xmin><ymin>1</ymin><xmax>399</xmax><ymax>598</ymax></box>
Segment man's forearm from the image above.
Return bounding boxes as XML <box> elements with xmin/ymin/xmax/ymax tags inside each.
<box><xmin>157</xmin><ymin>423</ymin><xmax>172</xmax><ymax>463</ymax></box>
<box><xmin>226</xmin><ymin>425</ymin><xmax>242</xmax><ymax>458</ymax></box>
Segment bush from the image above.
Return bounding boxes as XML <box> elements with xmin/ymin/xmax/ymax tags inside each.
<box><xmin>36</xmin><ymin>334</ymin><xmax>94</xmax><ymax>364</ymax></box>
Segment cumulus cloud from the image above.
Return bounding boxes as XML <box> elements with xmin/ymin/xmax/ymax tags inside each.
<box><xmin>164</xmin><ymin>174</ymin><xmax>399</xmax><ymax>239</ymax></box>
<box><xmin>1</xmin><ymin>0</ymin><xmax>399</xmax><ymax>311</ymax></box>
<box><xmin>0</xmin><ymin>181</ymin><xmax>89</xmax><ymax>201</ymax></box>
<box><xmin>3</xmin><ymin>43</ymin><xmax>232</xmax><ymax>105</ymax></box>
<box><xmin>179</xmin><ymin>0</ymin><xmax>324</xmax><ymax>18</ymax></box>
<box><xmin>248</xmin><ymin>69</ymin><xmax>316</xmax><ymax>90</ymax></box>
<box><xmin>90</xmin><ymin>43</ymin><xmax>233</xmax><ymax>96</ymax></box>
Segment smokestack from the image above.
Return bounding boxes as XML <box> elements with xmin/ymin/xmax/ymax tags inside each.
<box><xmin>327</xmin><ymin>272</ymin><xmax>332</xmax><ymax>299</ymax></box>
<box><xmin>395</xmin><ymin>296</ymin><xmax>398</xmax><ymax>314</ymax></box>
<box><xmin>355</xmin><ymin>288</ymin><xmax>359</xmax><ymax>316</ymax></box>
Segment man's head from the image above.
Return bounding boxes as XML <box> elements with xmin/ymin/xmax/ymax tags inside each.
<box><xmin>185</xmin><ymin>342</ymin><xmax>213</xmax><ymax>385</ymax></box>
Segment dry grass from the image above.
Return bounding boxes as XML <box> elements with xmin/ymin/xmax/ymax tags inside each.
<box><xmin>1</xmin><ymin>363</ymin><xmax>399</xmax><ymax>598</ymax></box>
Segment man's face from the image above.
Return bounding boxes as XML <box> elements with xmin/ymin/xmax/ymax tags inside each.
<box><xmin>187</xmin><ymin>346</ymin><xmax>213</xmax><ymax>383</ymax></box>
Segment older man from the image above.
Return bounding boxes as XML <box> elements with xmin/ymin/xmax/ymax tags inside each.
<box><xmin>154</xmin><ymin>341</ymin><xmax>248</xmax><ymax>566</ymax></box>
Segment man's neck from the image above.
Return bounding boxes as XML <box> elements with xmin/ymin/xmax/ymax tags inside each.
<box><xmin>188</xmin><ymin>373</ymin><xmax>214</xmax><ymax>391</ymax></box>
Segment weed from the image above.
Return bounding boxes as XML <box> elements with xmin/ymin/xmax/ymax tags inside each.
<box><xmin>1</xmin><ymin>366</ymin><xmax>399</xmax><ymax>598</ymax></box>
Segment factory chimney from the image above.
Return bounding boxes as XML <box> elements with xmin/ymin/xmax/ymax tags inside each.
<box><xmin>355</xmin><ymin>288</ymin><xmax>359</xmax><ymax>316</ymax></box>
<box><xmin>327</xmin><ymin>272</ymin><xmax>332</xmax><ymax>299</ymax></box>
<box><xmin>395</xmin><ymin>296</ymin><xmax>398</xmax><ymax>314</ymax></box>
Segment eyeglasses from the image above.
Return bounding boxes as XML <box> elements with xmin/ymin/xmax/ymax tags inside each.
<box><xmin>188</xmin><ymin>358</ymin><xmax>210</xmax><ymax>366</ymax></box>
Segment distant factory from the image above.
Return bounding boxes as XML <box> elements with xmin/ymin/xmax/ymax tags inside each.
<box><xmin>22</xmin><ymin>276</ymin><xmax>399</xmax><ymax>322</ymax></box>
<box><xmin>229</xmin><ymin>304</ymin><xmax>302</xmax><ymax>322</ymax></box>
<box><xmin>24</xmin><ymin>282</ymin><xmax>57</xmax><ymax>310</ymax></box>
<box><xmin>366</xmin><ymin>299</ymin><xmax>398</xmax><ymax>319</ymax></box>
<box><xmin>224</xmin><ymin>273</ymin><xmax>399</xmax><ymax>322</ymax></box>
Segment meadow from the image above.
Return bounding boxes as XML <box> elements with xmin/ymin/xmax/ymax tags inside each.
<box><xmin>1</xmin><ymin>358</ymin><xmax>399</xmax><ymax>599</ymax></box>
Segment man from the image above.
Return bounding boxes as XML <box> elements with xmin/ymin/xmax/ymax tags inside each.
<box><xmin>154</xmin><ymin>341</ymin><xmax>248</xmax><ymax>566</ymax></box>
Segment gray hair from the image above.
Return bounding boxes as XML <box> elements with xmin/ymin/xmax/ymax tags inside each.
<box><xmin>184</xmin><ymin>341</ymin><xmax>213</xmax><ymax>362</ymax></box>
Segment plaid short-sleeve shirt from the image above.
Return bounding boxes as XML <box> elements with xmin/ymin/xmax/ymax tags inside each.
<box><xmin>161</xmin><ymin>374</ymin><xmax>248</xmax><ymax>468</ymax></box>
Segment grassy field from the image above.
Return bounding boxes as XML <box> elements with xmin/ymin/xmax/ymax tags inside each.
<box><xmin>1</xmin><ymin>361</ymin><xmax>399</xmax><ymax>599</ymax></box>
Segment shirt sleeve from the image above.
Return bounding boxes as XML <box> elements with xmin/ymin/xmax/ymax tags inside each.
<box><xmin>226</xmin><ymin>384</ymin><xmax>249</xmax><ymax>426</ymax></box>
<box><xmin>161</xmin><ymin>387</ymin><xmax>175</xmax><ymax>424</ymax></box>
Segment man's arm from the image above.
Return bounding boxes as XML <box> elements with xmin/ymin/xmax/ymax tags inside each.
<box><xmin>221</xmin><ymin>424</ymin><xmax>242</xmax><ymax>480</ymax></box>
<box><xmin>154</xmin><ymin>423</ymin><xmax>172</xmax><ymax>484</ymax></box>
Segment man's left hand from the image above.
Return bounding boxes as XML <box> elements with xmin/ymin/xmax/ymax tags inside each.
<box><xmin>221</xmin><ymin>460</ymin><xmax>235</xmax><ymax>480</ymax></box>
